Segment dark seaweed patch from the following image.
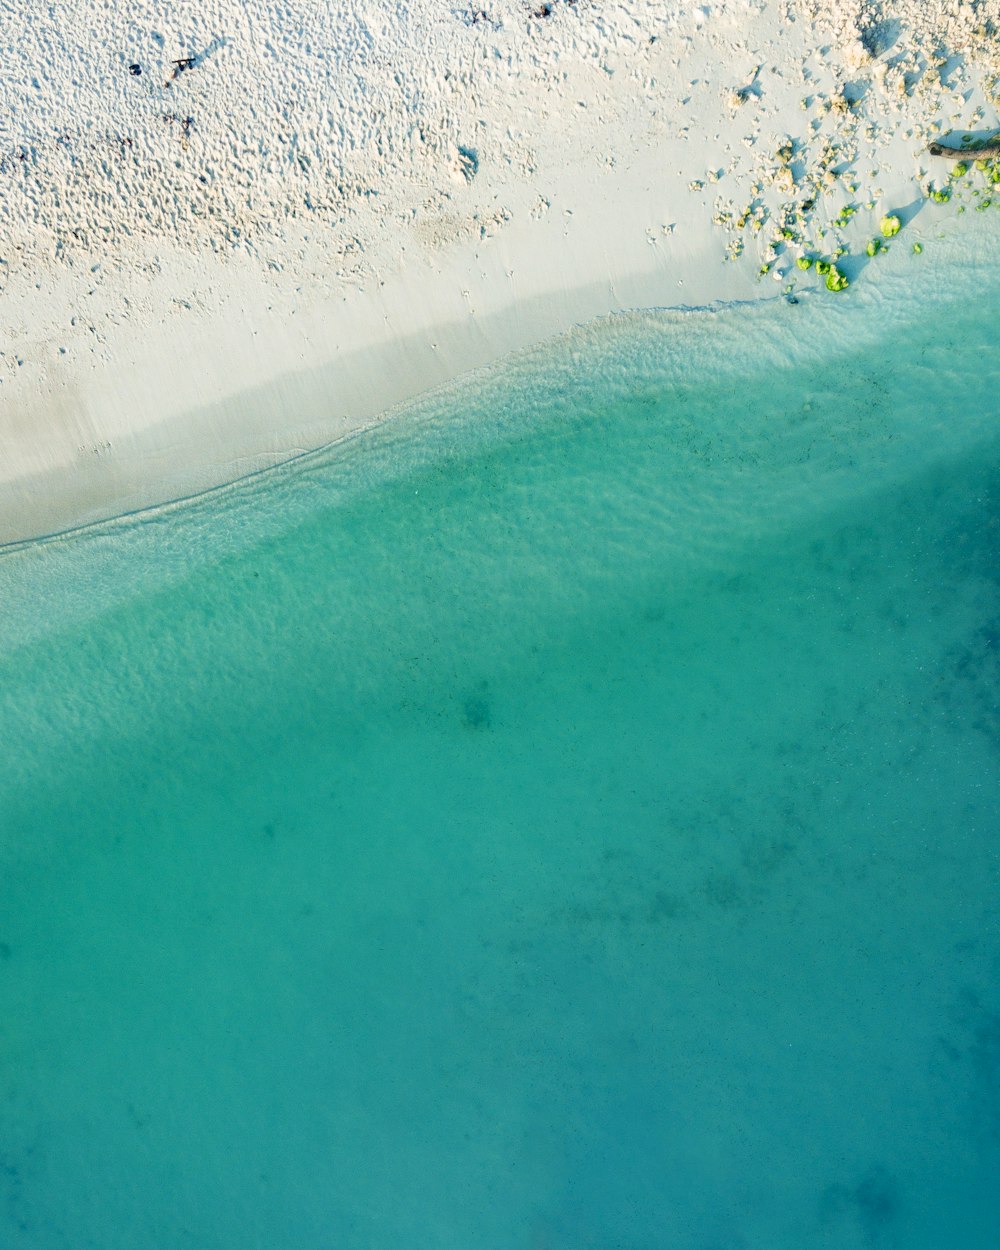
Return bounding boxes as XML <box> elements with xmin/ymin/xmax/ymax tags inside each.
<box><xmin>820</xmin><ymin>1164</ymin><xmax>900</xmax><ymax>1239</ymax></box>
<box><xmin>939</xmin><ymin>986</ymin><xmax>1000</xmax><ymax>1143</ymax></box>
<box><xmin>462</xmin><ymin>692</ymin><xmax>492</xmax><ymax>730</ymax></box>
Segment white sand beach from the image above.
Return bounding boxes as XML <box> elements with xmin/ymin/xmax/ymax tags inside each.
<box><xmin>1</xmin><ymin>0</ymin><xmax>999</xmax><ymax>543</ymax></box>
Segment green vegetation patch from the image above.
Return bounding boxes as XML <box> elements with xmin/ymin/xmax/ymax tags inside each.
<box><xmin>833</xmin><ymin>205</ymin><xmax>858</xmax><ymax>228</ymax></box>
<box><xmin>825</xmin><ymin>266</ymin><xmax>849</xmax><ymax>292</ymax></box>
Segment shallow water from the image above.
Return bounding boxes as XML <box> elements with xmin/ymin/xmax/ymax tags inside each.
<box><xmin>2</xmin><ymin>237</ymin><xmax>1000</xmax><ymax>1248</ymax></box>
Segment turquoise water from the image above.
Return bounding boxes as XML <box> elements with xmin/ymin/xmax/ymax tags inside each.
<box><xmin>2</xmin><ymin>237</ymin><xmax>1000</xmax><ymax>1247</ymax></box>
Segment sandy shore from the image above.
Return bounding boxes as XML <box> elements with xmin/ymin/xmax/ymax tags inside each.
<box><xmin>2</xmin><ymin>0</ymin><xmax>999</xmax><ymax>544</ymax></box>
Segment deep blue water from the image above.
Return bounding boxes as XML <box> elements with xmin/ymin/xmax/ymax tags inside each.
<box><xmin>1</xmin><ymin>237</ymin><xmax>999</xmax><ymax>1248</ymax></box>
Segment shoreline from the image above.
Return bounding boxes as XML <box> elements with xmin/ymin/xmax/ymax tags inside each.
<box><xmin>0</xmin><ymin>218</ymin><xmax>754</xmax><ymax>547</ymax></box>
<box><xmin>1</xmin><ymin>103</ymin><xmax>771</xmax><ymax>545</ymax></box>
<box><xmin>1</xmin><ymin>214</ymin><xmax>998</xmax><ymax>663</ymax></box>
<box><xmin>2</xmin><ymin>0</ymin><xmax>999</xmax><ymax>544</ymax></box>
<box><xmin>6</xmin><ymin>206</ymin><xmax>1000</xmax><ymax>561</ymax></box>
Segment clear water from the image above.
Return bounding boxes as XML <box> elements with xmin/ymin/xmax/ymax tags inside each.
<box><xmin>1</xmin><ymin>235</ymin><xmax>999</xmax><ymax>1248</ymax></box>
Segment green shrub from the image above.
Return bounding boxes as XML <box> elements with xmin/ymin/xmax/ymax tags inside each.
<box><xmin>825</xmin><ymin>266</ymin><xmax>849</xmax><ymax>292</ymax></box>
